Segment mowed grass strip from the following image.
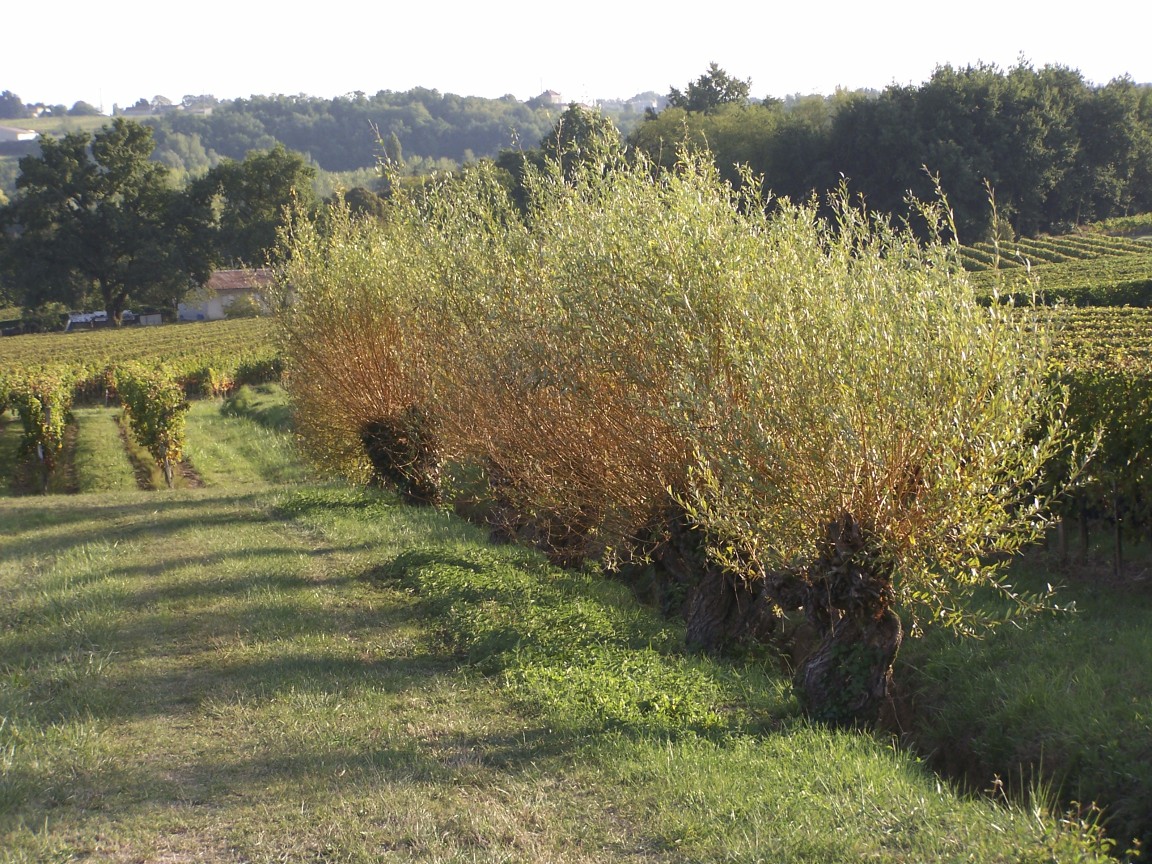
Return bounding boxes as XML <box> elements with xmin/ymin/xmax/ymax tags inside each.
<box><xmin>0</xmin><ymin>487</ymin><xmax>647</xmax><ymax>863</ymax></box>
<box><xmin>183</xmin><ymin>385</ymin><xmax>313</xmax><ymax>488</ymax></box>
<box><xmin>71</xmin><ymin>406</ymin><xmax>139</xmax><ymax>494</ymax></box>
<box><xmin>0</xmin><ymin>482</ymin><xmax>1110</xmax><ymax>862</ymax></box>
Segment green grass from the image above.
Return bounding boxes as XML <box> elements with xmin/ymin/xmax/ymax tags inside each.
<box><xmin>901</xmin><ymin>553</ymin><xmax>1152</xmax><ymax>853</ymax></box>
<box><xmin>0</xmin><ymin>471</ymin><xmax>1113</xmax><ymax>862</ymax></box>
<box><xmin>0</xmin><ymin>399</ymin><xmax>1127</xmax><ymax>860</ymax></box>
<box><xmin>2</xmin><ymin>386</ymin><xmax>305</xmax><ymax>495</ymax></box>
<box><xmin>183</xmin><ymin>385</ymin><xmax>311</xmax><ymax>487</ymax></box>
<box><xmin>8</xmin><ymin>115</ymin><xmax>114</xmax><ymax>135</ymax></box>
<box><xmin>71</xmin><ymin>406</ymin><xmax>139</xmax><ymax>494</ymax></box>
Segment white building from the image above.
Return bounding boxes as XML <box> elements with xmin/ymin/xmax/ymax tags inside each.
<box><xmin>178</xmin><ymin>269</ymin><xmax>273</xmax><ymax>321</ymax></box>
<box><xmin>0</xmin><ymin>126</ymin><xmax>38</xmax><ymax>143</ymax></box>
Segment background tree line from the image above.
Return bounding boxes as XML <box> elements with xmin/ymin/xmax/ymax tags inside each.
<box><xmin>1</xmin><ymin>87</ymin><xmax>660</xmax><ymax>199</ymax></box>
<box><xmin>4</xmin><ymin>60</ymin><xmax>1152</xmax><ymax>322</ymax></box>
<box><xmin>631</xmin><ymin>61</ymin><xmax>1152</xmax><ymax>240</ymax></box>
<box><xmin>7</xmin><ymin>63</ymin><xmax>1152</xmax><ymax>241</ymax></box>
<box><xmin>0</xmin><ymin>119</ymin><xmax>318</xmax><ymax>324</ymax></box>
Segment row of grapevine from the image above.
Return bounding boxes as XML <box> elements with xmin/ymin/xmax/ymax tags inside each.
<box><xmin>964</xmin><ymin>233</ymin><xmax>1150</xmax><ymax>271</ymax></box>
<box><xmin>0</xmin><ymin>320</ymin><xmax>281</xmax><ymax>405</ymax></box>
<box><xmin>0</xmin><ymin>363</ymin><xmax>191</xmax><ymax>492</ymax></box>
<box><xmin>114</xmin><ymin>365</ymin><xmax>190</xmax><ymax>488</ymax></box>
<box><xmin>1039</xmin><ymin>308</ymin><xmax>1152</xmax><ymax>567</ymax></box>
<box><xmin>0</xmin><ymin>320</ymin><xmax>282</xmax><ymax>492</ymax></box>
<box><xmin>958</xmin><ymin>227</ymin><xmax>1152</xmax><ymax>568</ymax></box>
<box><xmin>968</xmin><ymin>250</ymin><xmax>1152</xmax><ymax>306</ymax></box>
<box><xmin>0</xmin><ymin>368</ymin><xmax>75</xmax><ymax>493</ymax></box>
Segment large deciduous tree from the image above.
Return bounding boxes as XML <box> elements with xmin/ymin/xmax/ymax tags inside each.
<box><xmin>667</xmin><ymin>63</ymin><xmax>752</xmax><ymax>114</ymax></box>
<box><xmin>0</xmin><ymin>90</ymin><xmax>29</xmax><ymax>119</ymax></box>
<box><xmin>0</xmin><ymin>119</ymin><xmax>214</xmax><ymax>323</ymax></box>
<box><xmin>191</xmin><ymin>143</ymin><xmax>318</xmax><ymax>267</ymax></box>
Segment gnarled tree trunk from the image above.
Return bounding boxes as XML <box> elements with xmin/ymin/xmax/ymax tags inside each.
<box><xmin>792</xmin><ymin>514</ymin><xmax>903</xmax><ymax>727</ymax></box>
<box><xmin>360</xmin><ymin>405</ymin><xmax>441</xmax><ymax>506</ymax></box>
<box><xmin>648</xmin><ymin>507</ymin><xmax>803</xmax><ymax>652</ymax></box>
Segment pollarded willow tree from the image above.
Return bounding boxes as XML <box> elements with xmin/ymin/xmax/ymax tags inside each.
<box><xmin>271</xmin><ymin>198</ymin><xmax>441</xmax><ymax>502</ymax></box>
<box><xmin>271</xmin><ymin>165</ymin><xmax>533</xmax><ymax>505</ymax></box>
<box><xmin>276</xmin><ymin>152</ymin><xmax>1081</xmax><ymax>726</ymax></box>
<box><xmin>664</xmin><ymin>189</ymin><xmax>1082</xmax><ymax>724</ymax></box>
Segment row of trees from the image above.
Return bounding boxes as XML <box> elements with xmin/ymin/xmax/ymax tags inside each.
<box><xmin>276</xmin><ymin>152</ymin><xmax>1078</xmax><ymax>726</ymax></box>
<box><xmin>7</xmin><ymin>63</ymin><xmax>1151</xmax><ymax>240</ymax></box>
<box><xmin>631</xmin><ymin>62</ymin><xmax>1152</xmax><ymax>239</ymax></box>
<box><xmin>0</xmin><ymin>120</ymin><xmax>317</xmax><ymax>322</ymax></box>
<box><xmin>0</xmin><ymin>89</ymin><xmax>101</xmax><ymax>119</ymax></box>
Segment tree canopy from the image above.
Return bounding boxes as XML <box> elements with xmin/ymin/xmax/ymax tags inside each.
<box><xmin>635</xmin><ymin>62</ymin><xmax>1152</xmax><ymax>239</ymax></box>
<box><xmin>667</xmin><ymin>63</ymin><xmax>752</xmax><ymax>113</ymax></box>
<box><xmin>0</xmin><ymin>90</ymin><xmax>29</xmax><ymax>119</ymax></box>
<box><xmin>191</xmin><ymin>143</ymin><xmax>319</xmax><ymax>267</ymax></box>
<box><xmin>496</xmin><ymin>103</ymin><xmax>625</xmax><ymax>212</ymax></box>
<box><xmin>0</xmin><ymin>119</ymin><xmax>214</xmax><ymax>322</ymax></box>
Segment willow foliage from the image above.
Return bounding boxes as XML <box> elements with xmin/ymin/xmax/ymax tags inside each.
<box><xmin>278</xmin><ymin>153</ymin><xmax>1079</xmax><ymax>634</ymax></box>
<box><xmin>671</xmin><ymin>192</ymin><xmax>1079</xmax><ymax>632</ymax></box>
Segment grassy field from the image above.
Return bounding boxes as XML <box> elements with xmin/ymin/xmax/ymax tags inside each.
<box><xmin>0</xmin><ymin>388</ymin><xmax>1125</xmax><ymax>861</ymax></box>
<box><xmin>5</xmin><ymin>116</ymin><xmax>112</xmax><ymax>135</ymax></box>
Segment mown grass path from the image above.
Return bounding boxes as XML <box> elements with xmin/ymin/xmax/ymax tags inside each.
<box><xmin>1</xmin><ymin>485</ymin><xmax>647</xmax><ymax>862</ymax></box>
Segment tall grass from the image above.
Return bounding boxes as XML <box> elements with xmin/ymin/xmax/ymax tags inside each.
<box><xmin>902</xmin><ymin>555</ymin><xmax>1152</xmax><ymax>852</ymax></box>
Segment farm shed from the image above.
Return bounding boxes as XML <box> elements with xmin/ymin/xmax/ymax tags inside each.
<box><xmin>178</xmin><ymin>268</ymin><xmax>272</xmax><ymax>321</ymax></box>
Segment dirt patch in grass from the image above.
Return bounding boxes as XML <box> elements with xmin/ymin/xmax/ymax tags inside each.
<box><xmin>118</xmin><ymin>417</ymin><xmax>157</xmax><ymax>490</ymax></box>
<box><xmin>179</xmin><ymin>456</ymin><xmax>205</xmax><ymax>488</ymax></box>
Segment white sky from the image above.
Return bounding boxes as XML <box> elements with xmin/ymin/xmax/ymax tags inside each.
<box><xmin>6</xmin><ymin>1</ymin><xmax>1151</xmax><ymax>112</ymax></box>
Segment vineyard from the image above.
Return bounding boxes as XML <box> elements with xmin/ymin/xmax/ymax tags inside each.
<box><xmin>944</xmin><ymin>232</ymin><xmax>1152</xmax><ymax>572</ymax></box>
<box><xmin>963</xmin><ymin>232</ymin><xmax>1152</xmax><ymax>306</ymax></box>
<box><xmin>0</xmin><ymin>318</ymin><xmax>281</xmax><ymax>494</ymax></box>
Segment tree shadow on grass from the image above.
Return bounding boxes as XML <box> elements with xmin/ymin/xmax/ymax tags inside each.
<box><xmin>0</xmin><ymin>490</ymin><xmax>275</xmax><ymax>559</ymax></box>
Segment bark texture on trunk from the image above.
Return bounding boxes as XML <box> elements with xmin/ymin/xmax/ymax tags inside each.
<box><xmin>647</xmin><ymin>507</ymin><xmax>806</xmax><ymax>652</ymax></box>
<box><xmin>793</xmin><ymin>607</ymin><xmax>903</xmax><ymax>727</ymax></box>
<box><xmin>792</xmin><ymin>513</ymin><xmax>903</xmax><ymax>727</ymax></box>
<box><xmin>360</xmin><ymin>406</ymin><xmax>441</xmax><ymax>506</ymax></box>
<box><xmin>683</xmin><ymin>565</ymin><xmax>780</xmax><ymax>652</ymax></box>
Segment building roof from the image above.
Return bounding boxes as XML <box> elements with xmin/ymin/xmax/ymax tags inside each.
<box><xmin>0</xmin><ymin>125</ymin><xmax>38</xmax><ymax>141</ymax></box>
<box><xmin>207</xmin><ymin>268</ymin><xmax>274</xmax><ymax>292</ymax></box>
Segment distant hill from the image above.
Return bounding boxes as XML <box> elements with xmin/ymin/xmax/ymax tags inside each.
<box><xmin>1</xmin><ymin>88</ymin><xmax>658</xmax><ymax>196</ymax></box>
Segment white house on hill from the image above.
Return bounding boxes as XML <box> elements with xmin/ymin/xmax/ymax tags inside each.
<box><xmin>0</xmin><ymin>126</ymin><xmax>38</xmax><ymax>143</ymax></box>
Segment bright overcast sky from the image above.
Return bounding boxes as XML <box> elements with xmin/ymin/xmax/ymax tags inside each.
<box><xmin>6</xmin><ymin>1</ymin><xmax>1150</xmax><ymax>112</ymax></box>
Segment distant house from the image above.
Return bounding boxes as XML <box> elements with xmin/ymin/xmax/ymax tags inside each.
<box><xmin>178</xmin><ymin>268</ymin><xmax>273</xmax><ymax>321</ymax></box>
<box><xmin>0</xmin><ymin>125</ymin><xmax>38</xmax><ymax>143</ymax></box>
<box><xmin>537</xmin><ymin>90</ymin><xmax>565</xmax><ymax>106</ymax></box>
<box><xmin>627</xmin><ymin>95</ymin><xmax>664</xmax><ymax>113</ymax></box>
